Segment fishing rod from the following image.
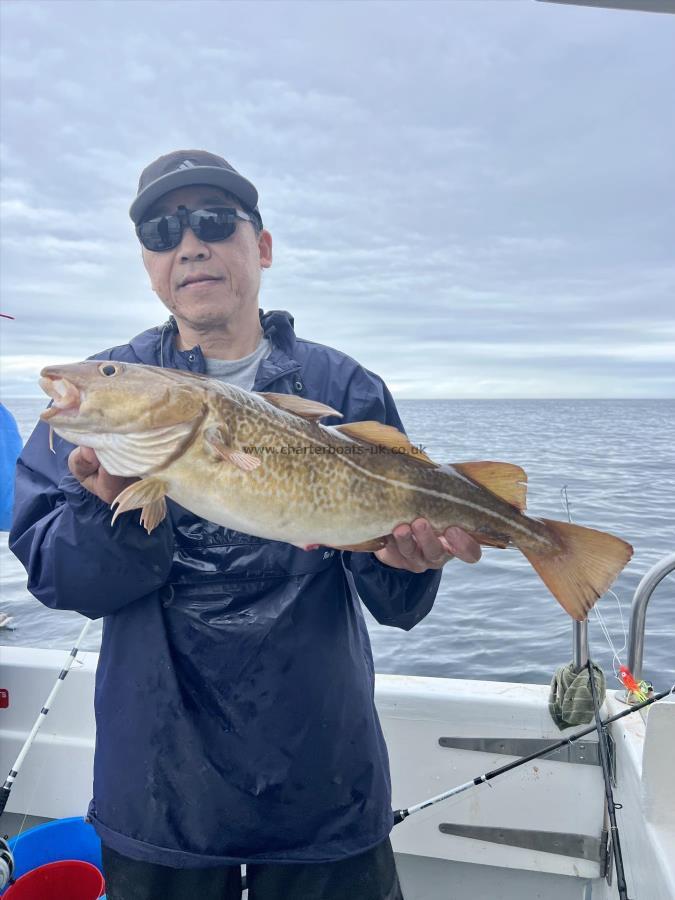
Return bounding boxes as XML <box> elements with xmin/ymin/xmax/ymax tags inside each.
<box><xmin>587</xmin><ymin>659</ymin><xmax>630</xmax><ymax>899</ymax></box>
<box><xmin>393</xmin><ymin>683</ymin><xmax>674</xmax><ymax>825</ymax></box>
<box><xmin>0</xmin><ymin>619</ymin><xmax>92</xmax><ymax>818</ymax></box>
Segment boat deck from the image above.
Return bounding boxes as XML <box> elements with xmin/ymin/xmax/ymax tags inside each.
<box><xmin>1</xmin><ymin>648</ymin><xmax>673</xmax><ymax>898</ymax></box>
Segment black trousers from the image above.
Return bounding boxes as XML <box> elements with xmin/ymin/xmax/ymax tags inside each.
<box><xmin>101</xmin><ymin>838</ymin><xmax>404</xmax><ymax>900</ymax></box>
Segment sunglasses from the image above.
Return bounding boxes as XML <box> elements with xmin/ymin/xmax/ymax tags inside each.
<box><xmin>136</xmin><ymin>206</ymin><xmax>255</xmax><ymax>252</ymax></box>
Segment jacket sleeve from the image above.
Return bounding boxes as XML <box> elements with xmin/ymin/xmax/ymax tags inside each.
<box><xmin>339</xmin><ymin>366</ymin><xmax>442</xmax><ymax>631</ymax></box>
<box><xmin>9</xmin><ymin>420</ymin><xmax>175</xmax><ymax>620</ymax></box>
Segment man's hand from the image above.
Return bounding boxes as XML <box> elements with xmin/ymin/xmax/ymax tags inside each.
<box><xmin>68</xmin><ymin>446</ymin><xmax>137</xmax><ymax>506</ymax></box>
<box><xmin>374</xmin><ymin>518</ymin><xmax>481</xmax><ymax>573</ymax></box>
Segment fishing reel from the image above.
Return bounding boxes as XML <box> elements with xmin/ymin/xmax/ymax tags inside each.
<box><xmin>0</xmin><ymin>835</ymin><xmax>15</xmax><ymax>890</ymax></box>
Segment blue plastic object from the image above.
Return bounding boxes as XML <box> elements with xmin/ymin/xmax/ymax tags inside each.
<box><xmin>0</xmin><ymin>402</ymin><xmax>22</xmax><ymax>531</ymax></box>
<box><xmin>2</xmin><ymin>818</ymin><xmax>103</xmax><ymax>894</ymax></box>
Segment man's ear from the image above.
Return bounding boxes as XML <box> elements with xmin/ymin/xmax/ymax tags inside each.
<box><xmin>258</xmin><ymin>229</ymin><xmax>273</xmax><ymax>269</ymax></box>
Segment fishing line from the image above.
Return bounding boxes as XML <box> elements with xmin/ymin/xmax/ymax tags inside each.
<box><xmin>560</xmin><ymin>485</ymin><xmax>631</xmax><ymax>685</ymax></box>
<box><xmin>13</xmin><ymin>737</ymin><xmax>51</xmax><ymax>840</ymax></box>
<box><xmin>560</xmin><ymin>484</ymin><xmax>572</xmax><ymax>524</ymax></box>
<box><xmin>593</xmin><ymin>592</ymin><xmax>627</xmax><ymax>682</ymax></box>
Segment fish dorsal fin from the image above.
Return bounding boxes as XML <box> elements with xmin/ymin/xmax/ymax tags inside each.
<box><xmin>257</xmin><ymin>392</ymin><xmax>343</xmax><ymax>422</ymax></box>
<box><xmin>333</xmin><ymin>421</ymin><xmax>439</xmax><ymax>468</ymax></box>
<box><xmin>452</xmin><ymin>461</ymin><xmax>528</xmax><ymax>511</ymax></box>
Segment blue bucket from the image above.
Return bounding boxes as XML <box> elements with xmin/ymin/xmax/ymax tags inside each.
<box><xmin>2</xmin><ymin>817</ymin><xmax>103</xmax><ymax>895</ymax></box>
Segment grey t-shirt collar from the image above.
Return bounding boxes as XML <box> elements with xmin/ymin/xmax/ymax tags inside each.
<box><xmin>203</xmin><ymin>337</ymin><xmax>273</xmax><ymax>391</ymax></box>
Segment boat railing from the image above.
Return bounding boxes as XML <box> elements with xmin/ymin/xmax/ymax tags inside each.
<box><xmin>571</xmin><ymin>552</ymin><xmax>675</xmax><ymax>701</ymax></box>
<box><xmin>623</xmin><ymin>552</ymin><xmax>675</xmax><ymax>701</ymax></box>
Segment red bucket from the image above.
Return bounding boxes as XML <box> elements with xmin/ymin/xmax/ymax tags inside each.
<box><xmin>3</xmin><ymin>859</ymin><xmax>105</xmax><ymax>900</ymax></box>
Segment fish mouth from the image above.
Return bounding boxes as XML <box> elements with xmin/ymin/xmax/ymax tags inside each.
<box><xmin>39</xmin><ymin>372</ymin><xmax>81</xmax><ymax>420</ymax></box>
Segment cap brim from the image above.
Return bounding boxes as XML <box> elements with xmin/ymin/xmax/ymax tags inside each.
<box><xmin>129</xmin><ymin>166</ymin><xmax>259</xmax><ymax>224</ymax></box>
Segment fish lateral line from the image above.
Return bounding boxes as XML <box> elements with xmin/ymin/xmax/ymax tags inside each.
<box><xmin>37</xmin><ymin>360</ymin><xmax>633</xmax><ymax>621</ymax></box>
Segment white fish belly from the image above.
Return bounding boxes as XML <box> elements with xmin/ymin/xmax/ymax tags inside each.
<box><xmin>166</xmin><ymin>482</ymin><xmax>392</xmax><ymax>547</ymax></box>
<box><xmin>163</xmin><ymin>440</ymin><xmax>421</xmax><ymax>547</ymax></box>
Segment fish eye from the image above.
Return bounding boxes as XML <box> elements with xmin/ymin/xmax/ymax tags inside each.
<box><xmin>99</xmin><ymin>364</ymin><xmax>118</xmax><ymax>377</ymax></box>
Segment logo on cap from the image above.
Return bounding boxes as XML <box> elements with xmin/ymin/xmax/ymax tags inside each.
<box><xmin>177</xmin><ymin>159</ymin><xmax>197</xmax><ymax>170</ymax></box>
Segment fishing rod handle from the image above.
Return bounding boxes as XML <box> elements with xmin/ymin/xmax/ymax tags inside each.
<box><xmin>0</xmin><ymin>786</ymin><xmax>10</xmax><ymax>818</ymax></box>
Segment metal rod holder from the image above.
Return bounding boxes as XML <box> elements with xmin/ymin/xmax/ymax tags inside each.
<box><xmin>573</xmin><ymin>619</ymin><xmax>589</xmax><ymax>670</ymax></box>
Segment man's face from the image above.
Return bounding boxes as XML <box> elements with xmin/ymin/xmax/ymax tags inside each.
<box><xmin>140</xmin><ymin>185</ymin><xmax>272</xmax><ymax>332</ymax></box>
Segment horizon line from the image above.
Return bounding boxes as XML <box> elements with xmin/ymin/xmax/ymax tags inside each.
<box><xmin>1</xmin><ymin>393</ymin><xmax>673</xmax><ymax>403</ymax></box>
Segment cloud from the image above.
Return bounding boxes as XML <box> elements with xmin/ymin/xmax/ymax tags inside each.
<box><xmin>0</xmin><ymin>0</ymin><xmax>673</xmax><ymax>399</ymax></box>
<box><xmin>3</xmin><ymin>235</ymin><xmax>117</xmax><ymax>258</ymax></box>
<box><xmin>126</xmin><ymin>62</ymin><xmax>155</xmax><ymax>85</ymax></box>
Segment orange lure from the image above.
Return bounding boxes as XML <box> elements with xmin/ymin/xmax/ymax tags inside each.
<box><xmin>618</xmin><ymin>665</ymin><xmax>648</xmax><ymax>701</ymax></box>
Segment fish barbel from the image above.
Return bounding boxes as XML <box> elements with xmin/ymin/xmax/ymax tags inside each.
<box><xmin>39</xmin><ymin>360</ymin><xmax>633</xmax><ymax>621</ymax></box>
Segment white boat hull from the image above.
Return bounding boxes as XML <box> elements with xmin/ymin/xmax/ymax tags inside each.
<box><xmin>1</xmin><ymin>647</ymin><xmax>673</xmax><ymax>899</ymax></box>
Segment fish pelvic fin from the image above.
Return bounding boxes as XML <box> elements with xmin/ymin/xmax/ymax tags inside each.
<box><xmin>140</xmin><ymin>499</ymin><xmax>168</xmax><ymax>534</ymax></box>
<box><xmin>333</xmin><ymin>421</ymin><xmax>438</xmax><ymax>467</ymax></box>
<box><xmin>452</xmin><ymin>461</ymin><xmax>527</xmax><ymax>511</ymax></box>
<box><xmin>111</xmin><ymin>477</ymin><xmax>168</xmax><ymax>534</ymax></box>
<box><xmin>519</xmin><ymin>518</ymin><xmax>633</xmax><ymax>621</ymax></box>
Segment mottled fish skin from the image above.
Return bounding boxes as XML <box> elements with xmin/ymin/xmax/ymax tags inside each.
<box><xmin>39</xmin><ymin>361</ymin><xmax>546</xmax><ymax>549</ymax></box>
<box><xmin>39</xmin><ymin>360</ymin><xmax>633</xmax><ymax>620</ymax></box>
<box><xmin>164</xmin><ymin>385</ymin><xmax>553</xmax><ymax>552</ymax></box>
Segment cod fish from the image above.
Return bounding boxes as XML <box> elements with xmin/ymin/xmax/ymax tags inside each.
<box><xmin>39</xmin><ymin>360</ymin><xmax>633</xmax><ymax>621</ymax></box>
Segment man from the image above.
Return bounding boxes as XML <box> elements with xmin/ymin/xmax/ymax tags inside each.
<box><xmin>10</xmin><ymin>150</ymin><xmax>480</xmax><ymax>900</ymax></box>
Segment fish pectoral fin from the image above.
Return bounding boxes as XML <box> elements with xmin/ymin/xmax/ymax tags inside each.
<box><xmin>111</xmin><ymin>477</ymin><xmax>168</xmax><ymax>534</ymax></box>
<box><xmin>331</xmin><ymin>537</ymin><xmax>388</xmax><ymax>552</ymax></box>
<box><xmin>204</xmin><ymin>426</ymin><xmax>261</xmax><ymax>471</ymax></box>
<box><xmin>333</xmin><ymin>421</ymin><xmax>438</xmax><ymax>467</ymax></box>
<box><xmin>227</xmin><ymin>451</ymin><xmax>261</xmax><ymax>471</ymax></box>
<box><xmin>451</xmin><ymin>461</ymin><xmax>528</xmax><ymax>511</ymax></box>
<box><xmin>257</xmin><ymin>392</ymin><xmax>343</xmax><ymax>422</ymax></box>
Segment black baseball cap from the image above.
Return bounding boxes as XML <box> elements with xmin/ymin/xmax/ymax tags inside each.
<box><xmin>129</xmin><ymin>150</ymin><xmax>262</xmax><ymax>227</ymax></box>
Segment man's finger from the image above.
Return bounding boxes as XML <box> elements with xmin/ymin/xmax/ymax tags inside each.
<box><xmin>79</xmin><ymin>446</ymin><xmax>98</xmax><ymax>465</ymax></box>
<box><xmin>443</xmin><ymin>526</ymin><xmax>482</xmax><ymax>564</ymax></box>
<box><xmin>410</xmin><ymin>519</ymin><xmax>450</xmax><ymax>566</ymax></box>
<box><xmin>376</xmin><ymin>536</ymin><xmax>428</xmax><ymax>573</ymax></box>
<box><xmin>391</xmin><ymin>524</ymin><xmax>418</xmax><ymax>561</ymax></box>
<box><xmin>437</xmin><ymin>535</ymin><xmax>455</xmax><ymax>559</ymax></box>
<box><xmin>68</xmin><ymin>446</ymin><xmax>100</xmax><ymax>482</ymax></box>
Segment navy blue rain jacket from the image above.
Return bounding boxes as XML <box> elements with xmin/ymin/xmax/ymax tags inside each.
<box><xmin>10</xmin><ymin>310</ymin><xmax>442</xmax><ymax>867</ymax></box>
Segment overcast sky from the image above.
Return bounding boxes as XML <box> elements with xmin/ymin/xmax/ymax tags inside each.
<box><xmin>1</xmin><ymin>0</ymin><xmax>673</xmax><ymax>399</ymax></box>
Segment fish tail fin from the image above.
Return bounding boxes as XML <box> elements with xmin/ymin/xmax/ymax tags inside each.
<box><xmin>518</xmin><ymin>518</ymin><xmax>633</xmax><ymax>621</ymax></box>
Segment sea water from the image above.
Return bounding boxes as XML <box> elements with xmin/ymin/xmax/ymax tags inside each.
<box><xmin>1</xmin><ymin>396</ymin><xmax>673</xmax><ymax>691</ymax></box>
